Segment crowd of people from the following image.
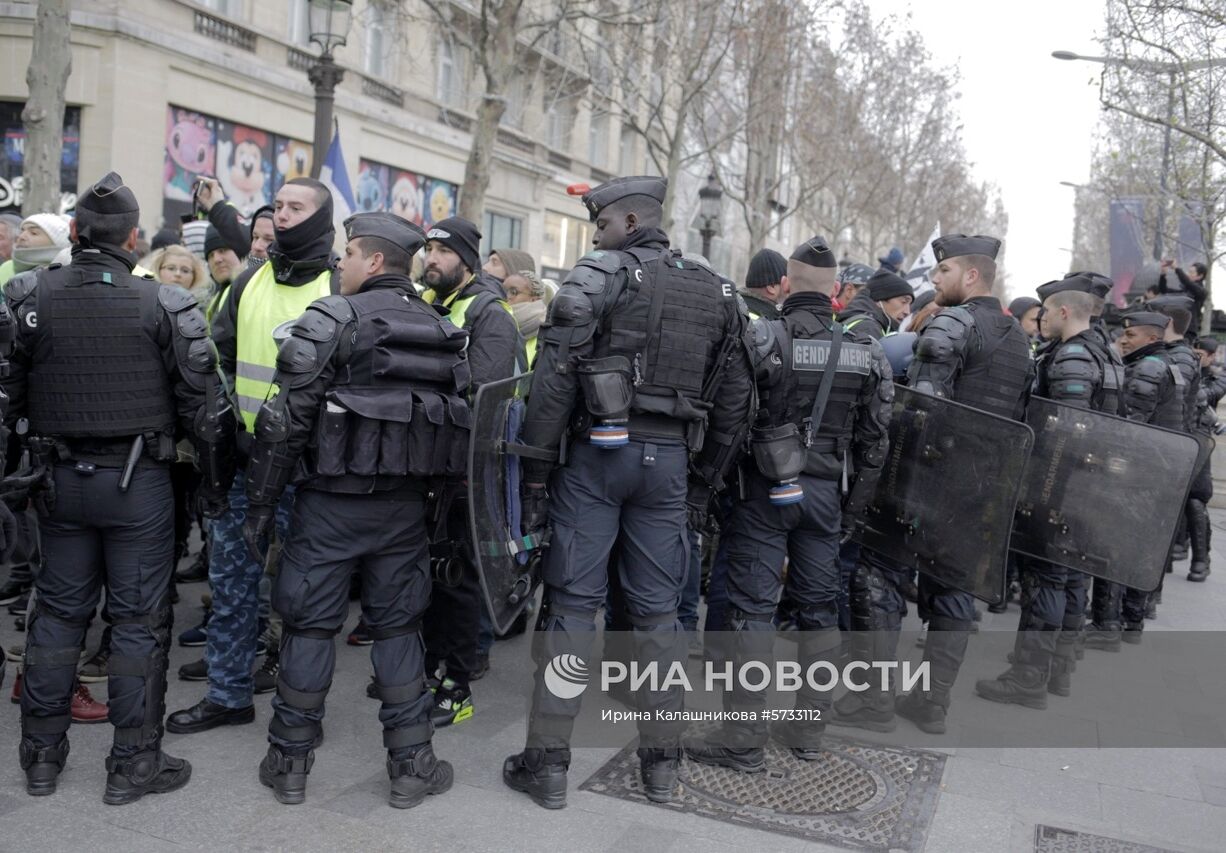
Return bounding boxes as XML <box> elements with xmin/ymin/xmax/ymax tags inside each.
<box><xmin>0</xmin><ymin>167</ymin><xmax>1216</xmax><ymax>812</ymax></box>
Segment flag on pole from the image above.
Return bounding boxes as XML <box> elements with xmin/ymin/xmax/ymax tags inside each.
<box><xmin>906</xmin><ymin>222</ymin><xmax>940</xmax><ymax>295</ymax></box>
<box><xmin>319</xmin><ymin>126</ymin><xmax>356</xmax><ymax>241</ymax></box>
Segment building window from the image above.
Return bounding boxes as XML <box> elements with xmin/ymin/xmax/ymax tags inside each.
<box><xmin>500</xmin><ymin>75</ymin><xmax>526</xmax><ymax>131</ymax></box>
<box><xmin>545</xmin><ymin>96</ymin><xmax>573</xmax><ymax>152</ymax></box>
<box><xmin>542</xmin><ymin>211</ymin><xmax>594</xmax><ymax>276</ymax></box>
<box><xmin>195</xmin><ymin>0</ymin><xmax>243</xmax><ymax>18</ymax></box>
<box><xmin>588</xmin><ymin>110</ymin><xmax>609</xmax><ymax>169</ymax></box>
<box><xmin>437</xmin><ymin>40</ymin><xmax>467</xmax><ymax>108</ymax></box>
<box><xmin>482</xmin><ymin>211</ymin><xmax>524</xmax><ymax>259</ymax></box>
<box><xmin>288</xmin><ymin>0</ymin><xmax>310</xmax><ymax>45</ymax></box>
<box><xmin>618</xmin><ymin>124</ymin><xmax>636</xmax><ymax>174</ymax></box>
<box><xmin>364</xmin><ymin>2</ymin><xmax>393</xmax><ymax>79</ymax></box>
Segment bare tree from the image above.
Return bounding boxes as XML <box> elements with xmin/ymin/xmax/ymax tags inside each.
<box><xmin>21</xmin><ymin>0</ymin><xmax>72</xmax><ymax>216</ymax></box>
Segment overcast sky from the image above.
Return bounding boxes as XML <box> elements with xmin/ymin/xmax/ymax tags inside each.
<box><xmin>866</xmin><ymin>0</ymin><xmax>1108</xmax><ymax>299</ymax></box>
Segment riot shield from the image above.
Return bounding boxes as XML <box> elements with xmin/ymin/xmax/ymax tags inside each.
<box><xmin>1010</xmin><ymin>396</ymin><xmax>1201</xmax><ymax>591</ymax></box>
<box><xmin>853</xmin><ymin>386</ymin><xmax>1034</xmax><ymax>606</ymax></box>
<box><xmin>467</xmin><ymin>373</ymin><xmax>548</xmax><ymax>635</ymax></box>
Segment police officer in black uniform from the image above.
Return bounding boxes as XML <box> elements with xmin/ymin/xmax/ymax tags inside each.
<box><xmin>242</xmin><ymin>213</ymin><xmax>469</xmax><ymax>808</ymax></box>
<box><xmin>1085</xmin><ymin>311</ymin><xmax>1184</xmax><ymax>650</ymax></box>
<box><xmin>502</xmin><ymin>176</ymin><xmax>753</xmax><ymax>809</ymax></box>
<box><xmin>5</xmin><ymin>172</ymin><xmax>234</xmax><ymax>803</ymax></box>
<box><xmin>975</xmin><ymin>273</ymin><xmax>1124</xmax><ymax>708</ymax></box>
<box><xmin>0</xmin><ymin>297</ymin><xmax>16</xmax><ymax>691</ymax></box>
<box><xmin>895</xmin><ymin>234</ymin><xmax>1033</xmax><ymax>734</ymax></box>
<box><xmin>684</xmin><ymin>237</ymin><xmax>892</xmax><ymax>771</ymax></box>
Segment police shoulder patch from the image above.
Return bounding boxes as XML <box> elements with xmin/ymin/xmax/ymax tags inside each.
<box><xmin>574</xmin><ymin>249</ymin><xmax>623</xmax><ymax>275</ymax></box>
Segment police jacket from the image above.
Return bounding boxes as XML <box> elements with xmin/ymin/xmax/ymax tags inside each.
<box><xmin>752</xmin><ymin>291</ymin><xmax>892</xmax><ymax>504</ymax></box>
<box><xmin>1164</xmin><ymin>340</ymin><xmax>1200</xmax><ymax>432</ymax></box>
<box><xmin>1201</xmin><ymin>367</ymin><xmax>1226</xmax><ymax>410</ymax></box>
<box><xmin>907</xmin><ymin>295</ymin><xmax>1032</xmax><ymax>421</ymax></box>
<box><xmin>1122</xmin><ymin>341</ymin><xmax>1184</xmax><ymax>429</ymax></box>
<box><xmin>246</xmin><ymin>274</ymin><xmax>471</xmax><ymax>507</ymax></box>
<box><xmin>1034</xmin><ymin>329</ymin><xmax>1124</xmax><ymax>415</ymax></box>
<box><xmin>2</xmin><ymin>246</ymin><xmax>235</xmax><ymax>494</ymax></box>
<box><xmin>422</xmin><ymin>270</ymin><xmax>522</xmax><ymax>393</ymax></box>
<box><xmin>837</xmin><ymin>289</ymin><xmax>893</xmax><ymax>340</ymax></box>
<box><xmin>740</xmin><ymin>290</ymin><xmax>780</xmax><ymax>321</ymax></box>
<box><xmin>523</xmin><ymin>227</ymin><xmax>754</xmax><ymax>489</ymax></box>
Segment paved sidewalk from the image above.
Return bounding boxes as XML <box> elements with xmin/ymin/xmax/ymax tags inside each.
<box><xmin>2</xmin><ymin>512</ymin><xmax>1226</xmax><ymax>852</ymax></box>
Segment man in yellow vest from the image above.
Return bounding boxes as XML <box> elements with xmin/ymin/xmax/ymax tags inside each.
<box><xmin>168</xmin><ymin>178</ymin><xmax>338</xmax><ymax>734</ymax></box>
<box><xmin>419</xmin><ymin>216</ymin><xmax>522</xmax><ymax>727</ymax></box>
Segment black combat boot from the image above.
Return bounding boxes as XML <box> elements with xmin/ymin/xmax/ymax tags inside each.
<box><xmin>683</xmin><ymin>731</ymin><xmax>766</xmax><ymax>773</ymax></box>
<box><xmin>1121</xmin><ymin>621</ymin><xmax>1144</xmax><ymax>645</ymax></box>
<box><xmin>1187</xmin><ymin>498</ymin><xmax>1211</xmax><ymax>582</ymax></box>
<box><xmin>19</xmin><ymin>737</ymin><xmax>69</xmax><ymax>796</ymax></box>
<box><xmin>387</xmin><ymin>743</ymin><xmax>453</xmax><ymax>809</ymax></box>
<box><xmin>975</xmin><ymin>663</ymin><xmax>1048</xmax><ymax>710</ymax></box>
<box><xmin>830</xmin><ymin>685</ymin><xmax>897</xmax><ymax>732</ymax></box>
<box><xmin>638</xmin><ymin>747</ymin><xmax>680</xmax><ymax>803</ymax></box>
<box><xmin>503</xmin><ymin>748</ymin><xmax>568</xmax><ymax>809</ymax></box>
<box><xmin>103</xmin><ymin>750</ymin><xmax>192</xmax><ymax>805</ymax></box>
<box><xmin>259</xmin><ymin>744</ymin><xmax>314</xmax><ymax>805</ymax></box>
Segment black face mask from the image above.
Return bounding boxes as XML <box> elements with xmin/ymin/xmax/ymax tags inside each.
<box><xmin>270</xmin><ymin>199</ymin><xmax>334</xmax><ymax>263</ymax></box>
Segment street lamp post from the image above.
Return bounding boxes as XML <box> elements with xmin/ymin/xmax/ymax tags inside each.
<box><xmin>697</xmin><ymin>173</ymin><xmax>723</xmax><ymax>260</ymax></box>
<box><xmin>1051</xmin><ymin>49</ymin><xmax>1226</xmax><ymax>261</ymax></box>
<box><xmin>307</xmin><ymin>0</ymin><xmax>353</xmax><ymax>179</ymax></box>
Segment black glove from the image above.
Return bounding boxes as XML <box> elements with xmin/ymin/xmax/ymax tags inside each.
<box><xmin>521</xmin><ymin>482</ymin><xmax>549</xmax><ymax>545</ymax></box>
<box><xmin>197</xmin><ymin>486</ymin><xmax>229</xmax><ymax>520</ymax></box>
<box><xmin>0</xmin><ymin>500</ymin><xmax>15</xmax><ymax>563</ymax></box>
<box><xmin>686</xmin><ymin>482</ymin><xmax>714</xmax><ymax>531</ymax></box>
<box><xmin>242</xmin><ymin>503</ymin><xmax>275</xmax><ymax>563</ymax></box>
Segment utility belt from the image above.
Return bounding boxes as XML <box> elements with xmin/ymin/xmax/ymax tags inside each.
<box><xmin>18</xmin><ymin>429</ymin><xmax>174</xmax><ymax>508</ymax></box>
<box><xmin>574</xmin><ymin>355</ymin><xmax>700</xmax><ymax>448</ymax></box>
<box><xmin>304</xmin><ymin>473</ymin><xmax>430</xmax><ymax>498</ymax></box>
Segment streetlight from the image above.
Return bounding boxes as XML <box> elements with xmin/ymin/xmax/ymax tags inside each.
<box><xmin>697</xmin><ymin>173</ymin><xmax>723</xmax><ymax>260</ymax></box>
<box><xmin>307</xmin><ymin>0</ymin><xmax>353</xmax><ymax>179</ymax></box>
<box><xmin>1051</xmin><ymin>49</ymin><xmax>1226</xmax><ymax>261</ymax></box>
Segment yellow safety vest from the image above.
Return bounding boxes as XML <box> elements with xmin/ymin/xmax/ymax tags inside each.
<box><xmin>524</xmin><ymin>334</ymin><xmax>538</xmax><ymax>367</ymax></box>
<box><xmin>234</xmin><ymin>263</ymin><xmax>332</xmax><ymax>431</ymax></box>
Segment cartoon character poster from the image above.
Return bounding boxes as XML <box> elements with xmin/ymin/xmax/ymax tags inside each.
<box><xmin>424</xmin><ymin>178</ymin><xmax>457</xmax><ymax>227</ymax></box>
<box><xmin>355</xmin><ymin>160</ymin><xmax>388</xmax><ymax>213</ymax></box>
<box><xmin>216</xmin><ymin>121</ymin><xmax>273</xmax><ymax>218</ymax></box>
<box><xmin>274</xmin><ymin>136</ymin><xmax>313</xmax><ymax>192</ymax></box>
<box><xmin>388</xmin><ymin>171</ymin><xmax>422</xmax><ymax>225</ymax></box>
<box><xmin>163</xmin><ymin>108</ymin><xmax>216</xmax><ymax>205</ymax></box>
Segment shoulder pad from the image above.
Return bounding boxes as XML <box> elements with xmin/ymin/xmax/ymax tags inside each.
<box><xmin>291</xmin><ymin>306</ymin><xmax>340</xmax><ymax>343</ymax></box>
<box><xmin>309</xmin><ymin>294</ymin><xmax>354</xmax><ymax>324</ymax></box>
<box><xmin>927</xmin><ymin>305</ymin><xmax>975</xmax><ymax>333</ymax></box>
<box><xmin>158</xmin><ymin>284</ymin><xmax>198</xmax><ymax>314</ymax></box>
<box><xmin>176</xmin><ymin>305</ymin><xmax>208</xmax><ymax>339</ymax></box>
<box><xmin>5</xmin><ymin>270</ymin><xmax>40</xmax><ymax>306</ymax></box>
<box><xmin>562</xmin><ymin>262</ymin><xmax>611</xmax><ymax>295</ymax></box>
<box><xmin>1135</xmin><ymin>356</ymin><xmax>1169</xmax><ymax>380</ymax></box>
<box><xmin>751</xmin><ymin>317</ymin><xmax>777</xmax><ymax>351</ymax></box>
<box><xmin>574</xmin><ymin>250</ymin><xmax>624</xmax><ymax>275</ymax></box>
<box><xmin>275</xmin><ymin>335</ymin><xmax>321</xmax><ymax>377</ymax></box>
<box><xmin>546</xmin><ymin>286</ymin><xmax>594</xmax><ymax>327</ymax></box>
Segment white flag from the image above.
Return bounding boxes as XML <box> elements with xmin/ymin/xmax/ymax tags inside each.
<box><xmin>906</xmin><ymin>222</ymin><xmax>940</xmax><ymax>295</ymax></box>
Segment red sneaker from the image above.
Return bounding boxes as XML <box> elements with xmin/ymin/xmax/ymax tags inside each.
<box><xmin>10</xmin><ymin>674</ymin><xmax>109</xmax><ymax>723</ymax></box>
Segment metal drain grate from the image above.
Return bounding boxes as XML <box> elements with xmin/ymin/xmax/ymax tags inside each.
<box><xmin>580</xmin><ymin>730</ymin><xmax>945</xmax><ymax>852</ymax></box>
<box><xmin>1034</xmin><ymin>825</ymin><xmax>1181</xmax><ymax>853</ymax></box>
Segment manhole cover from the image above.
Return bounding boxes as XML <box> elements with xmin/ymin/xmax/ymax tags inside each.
<box><xmin>1034</xmin><ymin>825</ymin><xmax>1182</xmax><ymax>853</ymax></box>
<box><xmin>580</xmin><ymin>730</ymin><xmax>945</xmax><ymax>852</ymax></box>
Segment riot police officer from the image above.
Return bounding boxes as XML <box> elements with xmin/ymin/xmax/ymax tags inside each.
<box><xmin>895</xmin><ymin>234</ymin><xmax>1032</xmax><ymax>734</ymax></box>
<box><xmin>1085</xmin><ymin>311</ymin><xmax>1183</xmax><ymax>650</ymax></box>
<box><xmin>242</xmin><ymin>212</ymin><xmax>468</xmax><ymax>808</ymax></box>
<box><xmin>4</xmin><ymin>172</ymin><xmax>234</xmax><ymax>803</ymax></box>
<box><xmin>502</xmin><ymin>176</ymin><xmax>753</xmax><ymax>808</ymax></box>
<box><xmin>975</xmin><ymin>273</ymin><xmax>1124</xmax><ymax>708</ymax></box>
<box><xmin>684</xmin><ymin>236</ymin><xmax>892</xmax><ymax>771</ymax></box>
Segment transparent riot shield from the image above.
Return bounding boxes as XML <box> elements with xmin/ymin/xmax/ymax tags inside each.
<box><xmin>467</xmin><ymin>373</ymin><xmax>546</xmax><ymax>635</ymax></box>
<box><xmin>853</xmin><ymin>386</ymin><xmax>1035</xmax><ymax>606</ymax></box>
<box><xmin>1010</xmin><ymin>396</ymin><xmax>1202</xmax><ymax>591</ymax></box>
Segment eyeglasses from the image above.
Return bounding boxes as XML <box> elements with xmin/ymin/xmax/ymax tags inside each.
<box><xmin>160</xmin><ymin>265</ymin><xmax>193</xmax><ymax>277</ymax></box>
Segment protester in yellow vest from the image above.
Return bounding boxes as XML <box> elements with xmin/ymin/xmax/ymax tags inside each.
<box><xmin>419</xmin><ymin>215</ymin><xmax>523</xmax><ymax>726</ymax></box>
<box><xmin>167</xmin><ymin>178</ymin><xmax>338</xmax><ymax>737</ymax></box>
<box><xmin>503</xmin><ymin>268</ymin><xmax>548</xmax><ymax>367</ymax></box>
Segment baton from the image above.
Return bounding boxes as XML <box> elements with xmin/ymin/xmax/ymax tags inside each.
<box><xmin>119</xmin><ymin>435</ymin><xmax>145</xmax><ymax>493</ymax></box>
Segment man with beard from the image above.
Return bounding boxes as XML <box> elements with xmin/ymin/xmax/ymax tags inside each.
<box><xmin>418</xmin><ymin>216</ymin><xmax>522</xmax><ymax>727</ymax></box>
<box><xmin>168</xmin><ymin>179</ymin><xmax>338</xmax><ymax>734</ymax></box>
<box><xmin>894</xmin><ymin>234</ymin><xmax>1032</xmax><ymax>734</ymax></box>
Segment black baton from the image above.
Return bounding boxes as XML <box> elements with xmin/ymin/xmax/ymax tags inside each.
<box><xmin>119</xmin><ymin>435</ymin><xmax>145</xmax><ymax>493</ymax></box>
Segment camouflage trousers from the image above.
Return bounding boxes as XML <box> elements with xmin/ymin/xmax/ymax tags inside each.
<box><xmin>205</xmin><ymin>468</ymin><xmax>293</xmax><ymax>709</ymax></box>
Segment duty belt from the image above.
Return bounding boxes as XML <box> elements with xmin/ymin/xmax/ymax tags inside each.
<box><xmin>624</xmin><ymin>413</ymin><xmax>688</xmax><ymax>440</ymax></box>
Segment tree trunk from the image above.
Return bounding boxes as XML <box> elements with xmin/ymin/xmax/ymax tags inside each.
<box><xmin>21</xmin><ymin>0</ymin><xmax>72</xmax><ymax>216</ymax></box>
<box><xmin>457</xmin><ymin>87</ymin><xmax>507</xmax><ymax>223</ymax></box>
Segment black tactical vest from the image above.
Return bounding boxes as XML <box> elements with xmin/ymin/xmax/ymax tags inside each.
<box><xmin>594</xmin><ymin>246</ymin><xmax>731</xmax><ymax>421</ymax></box>
<box><xmin>310</xmin><ymin>287</ymin><xmax>472</xmax><ymax>484</ymax></box>
<box><xmin>1037</xmin><ymin>333</ymin><xmax>1125</xmax><ymax>416</ymax></box>
<box><xmin>952</xmin><ymin>299</ymin><xmax>1031</xmax><ymax>419</ymax></box>
<box><xmin>1166</xmin><ymin>342</ymin><xmax>1200</xmax><ymax>431</ymax></box>
<box><xmin>26</xmin><ymin>266</ymin><xmax>175</xmax><ymax>438</ymax></box>
<box><xmin>761</xmin><ymin>307</ymin><xmax>875</xmax><ymax>479</ymax></box>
